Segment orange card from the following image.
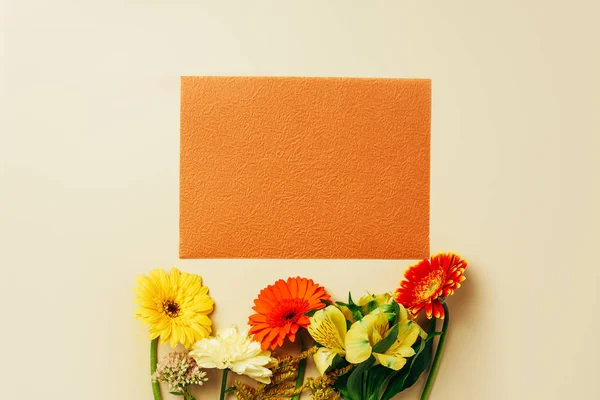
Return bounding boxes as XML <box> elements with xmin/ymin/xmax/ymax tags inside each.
<box><xmin>180</xmin><ymin>77</ymin><xmax>430</xmax><ymax>259</ymax></box>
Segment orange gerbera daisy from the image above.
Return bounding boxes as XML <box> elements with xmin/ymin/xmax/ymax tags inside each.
<box><xmin>249</xmin><ymin>277</ymin><xmax>331</xmax><ymax>351</ymax></box>
<box><xmin>394</xmin><ymin>252</ymin><xmax>467</xmax><ymax>319</ymax></box>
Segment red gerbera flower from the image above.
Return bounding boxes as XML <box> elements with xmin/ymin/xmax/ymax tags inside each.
<box><xmin>394</xmin><ymin>252</ymin><xmax>467</xmax><ymax>319</ymax></box>
<box><xmin>249</xmin><ymin>277</ymin><xmax>330</xmax><ymax>350</ymax></box>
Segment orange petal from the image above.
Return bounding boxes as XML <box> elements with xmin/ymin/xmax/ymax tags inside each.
<box><xmin>290</xmin><ymin>324</ymin><xmax>300</xmax><ymax>334</ymax></box>
<box><xmin>269</xmin><ymin>283</ymin><xmax>284</xmax><ymax>302</ymax></box>
<box><xmin>288</xmin><ymin>277</ymin><xmax>299</xmax><ymax>297</ymax></box>
<box><xmin>304</xmin><ymin>280</ymin><xmax>318</xmax><ymax>300</ymax></box>
<box><xmin>425</xmin><ymin>303</ymin><xmax>433</xmax><ymax>319</ymax></box>
<box><xmin>433</xmin><ymin>301</ymin><xmax>444</xmax><ymax>319</ymax></box>
<box><xmin>252</xmin><ymin>327</ymin><xmax>271</xmax><ymax>342</ymax></box>
<box><xmin>262</xmin><ymin>329</ymin><xmax>280</xmax><ymax>350</ymax></box>
<box><xmin>275</xmin><ymin>279</ymin><xmax>292</xmax><ymax>299</ymax></box>
<box><xmin>252</xmin><ymin>299</ymin><xmax>273</xmax><ymax>314</ymax></box>
<box><xmin>249</xmin><ymin>314</ymin><xmax>267</xmax><ymax>323</ymax></box>
<box><xmin>411</xmin><ymin>304</ymin><xmax>425</xmax><ymax>315</ymax></box>
<box><xmin>297</xmin><ymin>278</ymin><xmax>308</xmax><ymax>298</ymax></box>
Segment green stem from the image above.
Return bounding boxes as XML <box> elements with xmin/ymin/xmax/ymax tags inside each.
<box><xmin>219</xmin><ymin>369</ymin><xmax>229</xmax><ymax>400</ymax></box>
<box><xmin>420</xmin><ymin>302</ymin><xmax>450</xmax><ymax>400</ymax></box>
<box><xmin>292</xmin><ymin>337</ymin><xmax>307</xmax><ymax>400</ymax></box>
<box><xmin>183</xmin><ymin>387</ymin><xmax>196</xmax><ymax>400</ymax></box>
<box><xmin>150</xmin><ymin>338</ymin><xmax>161</xmax><ymax>400</ymax></box>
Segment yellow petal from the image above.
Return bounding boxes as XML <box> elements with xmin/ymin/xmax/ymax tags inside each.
<box><xmin>338</xmin><ymin>305</ymin><xmax>356</xmax><ymax>323</ymax></box>
<box><xmin>169</xmin><ymin>267</ymin><xmax>181</xmax><ymax>288</ymax></box>
<box><xmin>388</xmin><ymin>345</ymin><xmax>415</xmax><ymax>358</ymax></box>
<box><xmin>149</xmin><ymin>269</ymin><xmax>169</xmax><ymax>288</ymax></box>
<box><xmin>374</xmin><ymin>353</ymin><xmax>407</xmax><ymax>371</ymax></box>
<box><xmin>169</xmin><ymin>326</ymin><xmax>180</xmax><ymax>348</ymax></box>
<box><xmin>374</xmin><ymin>293</ymin><xmax>391</xmax><ymax>306</ymax></box>
<box><xmin>345</xmin><ymin>319</ymin><xmax>373</xmax><ymax>364</ymax></box>
<box><xmin>384</xmin><ymin>322</ymin><xmax>420</xmax><ymax>359</ymax></box>
<box><xmin>313</xmin><ymin>347</ymin><xmax>339</xmax><ymax>376</ymax></box>
<box><xmin>371</xmin><ymin>313</ymin><xmax>389</xmax><ymax>343</ymax></box>
<box><xmin>396</xmin><ymin>303</ymin><xmax>417</xmax><ymax>327</ymax></box>
<box><xmin>358</xmin><ymin>293</ymin><xmax>391</xmax><ymax>308</ymax></box>
<box><xmin>396</xmin><ymin>322</ymin><xmax>420</xmax><ymax>348</ymax></box>
<box><xmin>345</xmin><ymin>312</ymin><xmax>391</xmax><ymax>363</ymax></box>
<box><xmin>357</xmin><ymin>294</ymin><xmax>374</xmax><ymax>307</ymax></box>
<box><xmin>308</xmin><ymin>306</ymin><xmax>347</xmax><ymax>350</ymax></box>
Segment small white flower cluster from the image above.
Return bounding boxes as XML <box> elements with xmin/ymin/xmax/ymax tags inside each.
<box><xmin>152</xmin><ymin>352</ymin><xmax>208</xmax><ymax>394</ymax></box>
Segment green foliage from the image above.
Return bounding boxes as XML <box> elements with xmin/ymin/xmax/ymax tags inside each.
<box><xmin>330</xmin><ymin>298</ymin><xmax>435</xmax><ymax>400</ymax></box>
<box><xmin>372</xmin><ymin>323</ymin><xmax>398</xmax><ymax>354</ymax></box>
<box><xmin>306</xmin><ymin>291</ymin><xmax>435</xmax><ymax>400</ymax></box>
<box><xmin>325</xmin><ymin>354</ymin><xmax>349</xmax><ymax>375</ymax></box>
<box><xmin>346</xmin><ymin>355</ymin><xmax>375</xmax><ymax>398</ymax></box>
<box><xmin>336</xmin><ymin>292</ymin><xmax>364</xmax><ymax>323</ymax></box>
<box><xmin>380</xmin><ymin>319</ymin><xmax>439</xmax><ymax>400</ymax></box>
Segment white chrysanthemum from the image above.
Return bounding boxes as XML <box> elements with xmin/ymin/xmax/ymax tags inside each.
<box><xmin>190</xmin><ymin>325</ymin><xmax>273</xmax><ymax>384</ymax></box>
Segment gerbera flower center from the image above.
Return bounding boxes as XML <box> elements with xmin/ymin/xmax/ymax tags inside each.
<box><xmin>416</xmin><ymin>272</ymin><xmax>444</xmax><ymax>301</ymax></box>
<box><xmin>163</xmin><ymin>299</ymin><xmax>181</xmax><ymax>318</ymax></box>
<box><xmin>268</xmin><ymin>298</ymin><xmax>310</xmax><ymax>327</ymax></box>
<box><xmin>283</xmin><ymin>312</ymin><xmax>297</xmax><ymax>321</ymax></box>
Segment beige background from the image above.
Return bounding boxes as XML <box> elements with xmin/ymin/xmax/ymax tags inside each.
<box><xmin>1</xmin><ymin>1</ymin><xmax>599</xmax><ymax>399</ymax></box>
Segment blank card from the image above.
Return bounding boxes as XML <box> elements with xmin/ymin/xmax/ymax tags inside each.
<box><xmin>180</xmin><ymin>77</ymin><xmax>430</xmax><ymax>259</ymax></box>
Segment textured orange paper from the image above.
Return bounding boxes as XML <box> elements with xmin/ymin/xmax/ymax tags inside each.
<box><xmin>180</xmin><ymin>77</ymin><xmax>430</xmax><ymax>259</ymax></box>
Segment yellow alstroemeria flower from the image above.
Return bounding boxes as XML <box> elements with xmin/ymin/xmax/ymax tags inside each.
<box><xmin>357</xmin><ymin>292</ymin><xmax>392</xmax><ymax>309</ymax></box>
<box><xmin>307</xmin><ymin>305</ymin><xmax>348</xmax><ymax>375</ymax></box>
<box><xmin>345</xmin><ymin>305</ymin><xmax>423</xmax><ymax>371</ymax></box>
<box><xmin>339</xmin><ymin>293</ymin><xmax>393</xmax><ymax>323</ymax></box>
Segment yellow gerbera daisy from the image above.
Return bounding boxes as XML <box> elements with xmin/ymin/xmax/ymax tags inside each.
<box><xmin>134</xmin><ymin>268</ymin><xmax>214</xmax><ymax>349</ymax></box>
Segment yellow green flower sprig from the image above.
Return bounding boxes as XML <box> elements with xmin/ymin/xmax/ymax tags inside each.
<box><xmin>306</xmin><ymin>293</ymin><xmax>438</xmax><ymax>400</ymax></box>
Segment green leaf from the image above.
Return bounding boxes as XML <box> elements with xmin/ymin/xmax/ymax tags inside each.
<box><xmin>336</xmin><ymin>301</ymin><xmax>364</xmax><ymax>322</ymax></box>
<box><xmin>364</xmin><ymin>299</ymin><xmax>379</xmax><ymax>314</ymax></box>
<box><xmin>347</xmin><ymin>356</ymin><xmax>376</xmax><ymax>400</ymax></box>
<box><xmin>305</xmin><ymin>299</ymin><xmax>332</xmax><ymax>318</ymax></box>
<box><xmin>346</xmin><ymin>319</ymin><xmax>353</xmax><ymax>330</ymax></box>
<box><xmin>402</xmin><ymin>335</ymin><xmax>436</xmax><ymax>389</ymax></box>
<box><xmin>367</xmin><ymin>365</ymin><xmax>397</xmax><ymax>398</ymax></box>
<box><xmin>334</xmin><ymin>373</ymin><xmax>352</xmax><ymax>400</ymax></box>
<box><xmin>305</xmin><ymin>309</ymin><xmax>318</xmax><ymax>317</ymax></box>
<box><xmin>169</xmin><ymin>392</ymin><xmax>184</xmax><ymax>396</ymax></box>
<box><xmin>348</xmin><ymin>292</ymin><xmax>356</xmax><ymax>306</ymax></box>
<box><xmin>325</xmin><ymin>353</ymin><xmax>350</xmax><ymax>374</ymax></box>
<box><xmin>392</xmin><ymin>300</ymin><xmax>401</xmax><ymax>323</ymax></box>
<box><xmin>380</xmin><ymin>339</ymin><xmax>426</xmax><ymax>400</ymax></box>
<box><xmin>381</xmin><ymin>318</ymin><xmax>438</xmax><ymax>400</ymax></box>
<box><xmin>372</xmin><ymin>323</ymin><xmax>399</xmax><ymax>354</ymax></box>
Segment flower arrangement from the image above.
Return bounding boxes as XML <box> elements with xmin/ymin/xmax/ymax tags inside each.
<box><xmin>134</xmin><ymin>252</ymin><xmax>467</xmax><ymax>399</ymax></box>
